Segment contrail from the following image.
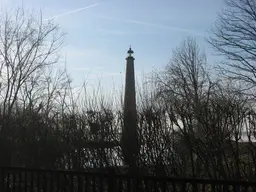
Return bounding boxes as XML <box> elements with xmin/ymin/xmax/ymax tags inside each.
<box><xmin>44</xmin><ymin>3</ymin><xmax>99</xmax><ymax>21</ymax></box>
<box><xmin>100</xmin><ymin>15</ymin><xmax>204</xmax><ymax>37</ymax></box>
<box><xmin>126</xmin><ymin>19</ymin><xmax>204</xmax><ymax>36</ymax></box>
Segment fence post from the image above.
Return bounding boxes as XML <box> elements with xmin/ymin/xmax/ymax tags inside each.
<box><xmin>108</xmin><ymin>168</ymin><xmax>115</xmax><ymax>192</ymax></box>
<box><xmin>0</xmin><ymin>167</ymin><xmax>4</xmax><ymax>191</ymax></box>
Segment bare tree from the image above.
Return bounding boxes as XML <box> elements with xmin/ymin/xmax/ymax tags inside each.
<box><xmin>208</xmin><ymin>0</ymin><xmax>256</xmax><ymax>95</ymax></box>
<box><xmin>153</xmin><ymin>37</ymin><xmax>209</xmax><ymax>177</ymax></box>
<box><xmin>0</xmin><ymin>8</ymin><xmax>64</xmax><ymax>166</ymax></box>
<box><xmin>156</xmin><ymin>37</ymin><xmax>209</xmax><ymax>134</ymax></box>
<box><xmin>152</xmin><ymin>36</ymin><xmax>256</xmax><ymax>179</ymax></box>
<box><xmin>0</xmin><ymin>8</ymin><xmax>64</xmax><ymax>117</ymax></box>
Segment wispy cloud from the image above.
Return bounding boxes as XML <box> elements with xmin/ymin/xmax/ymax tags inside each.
<box><xmin>97</xmin><ymin>28</ymin><xmax>158</xmax><ymax>36</ymax></box>
<box><xmin>100</xmin><ymin>15</ymin><xmax>205</xmax><ymax>37</ymax></box>
<box><xmin>97</xmin><ymin>28</ymin><xmax>130</xmax><ymax>36</ymax></box>
<box><xmin>44</xmin><ymin>4</ymin><xmax>99</xmax><ymax>21</ymax></box>
<box><xmin>72</xmin><ymin>67</ymin><xmax>105</xmax><ymax>71</ymax></box>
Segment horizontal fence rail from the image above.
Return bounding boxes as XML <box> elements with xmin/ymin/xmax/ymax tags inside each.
<box><xmin>0</xmin><ymin>167</ymin><xmax>256</xmax><ymax>192</ymax></box>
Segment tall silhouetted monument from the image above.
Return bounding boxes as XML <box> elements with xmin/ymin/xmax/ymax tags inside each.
<box><xmin>121</xmin><ymin>47</ymin><xmax>140</xmax><ymax>173</ymax></box>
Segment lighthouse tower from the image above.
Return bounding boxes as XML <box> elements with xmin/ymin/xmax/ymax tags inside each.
<box><xmin>121</xmin><ymin>47</ymin><xmax>140</xmax><ymax>173</ymax></box>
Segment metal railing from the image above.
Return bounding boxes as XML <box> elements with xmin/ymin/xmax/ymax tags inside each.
<box><xmin>0</xmin><ymin>166</ymin><xmax>256</xmax><ymax>192</ymax></box>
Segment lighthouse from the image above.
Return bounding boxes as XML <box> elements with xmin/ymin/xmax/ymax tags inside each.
<box><xmin>121</xmin><ymin>47</ymin><xmax>140</xmax><ymax>173</ymax></box>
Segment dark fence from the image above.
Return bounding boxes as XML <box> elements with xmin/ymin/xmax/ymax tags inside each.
<box><xmin>0</xmin><ymin>166</ymin><xmax>256</xmax><ymax>192</ymax></box>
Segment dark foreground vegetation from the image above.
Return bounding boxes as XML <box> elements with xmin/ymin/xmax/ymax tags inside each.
<box><xmin>0</xmin><ymin>1</ymin><xmax>256</xmax><ymax>190</ymax></box>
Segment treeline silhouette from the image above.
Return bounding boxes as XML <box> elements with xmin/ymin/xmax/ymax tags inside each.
<box><xmin>1</xmin><ymin>0</ymin><xmax>256</xmax><ymax>182</ymax></box>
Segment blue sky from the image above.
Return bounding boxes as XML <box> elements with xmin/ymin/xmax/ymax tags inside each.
<box><xmin>1</xmin><ymin>0</ymin><xmax>225</xmax><ymax>94</ymax></box>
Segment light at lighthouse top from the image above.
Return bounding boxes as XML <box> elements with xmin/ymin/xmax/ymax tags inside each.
<box><xmin>127</xmin><ymin>47</ymin><xmax>134</xmax><ymax>57</ymax></box>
